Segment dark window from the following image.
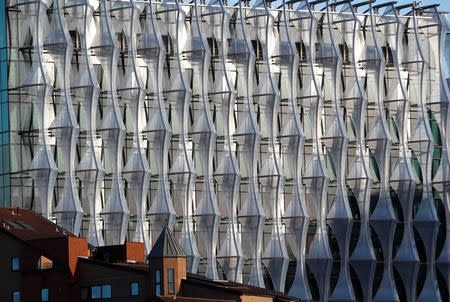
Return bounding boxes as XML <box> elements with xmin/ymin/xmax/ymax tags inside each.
<box><xmin>69</xmin><ymin>30</ymin><xmax>81</xmax><ymax>50</ymax></box>
<box><xmin>130</xmin><ymin>282</ymin><xmax>139</xmax><ymax>296</ymax></box>
<box><xmin>12</xmin><ymin>291</ymin><xmax>20</xmax><ymax>302</ymax></box>
<box><xmin>339</xmin><ymin>43</ymin><xmax>350</xmax><ymax>63</ymax></box>
<box><xmin>41</xmin><ymin>288</ymin><xmax>48</xmax><ymax>302</ymax></box>
<box><xmin>168</xmin><ymin>268</ymin><xmax>175</xmax><ymax>294</ymax></box>
<box><xmin>81</xmin><ymin>288</ymin><xmax>88</xmax><ymax>301</ymax></box>
<box><xmin>155</xmin><ymin>270</ymin><xmax>161</xmax><ymax>295</ymax></box>
<box><xmin>382</xmin><ymin>45</ymin><xmax>394</xmax><ymax>67</ymax></box>
<box><xmin>11</xmin><ymin>257</ymin><xmax>19</xmax><ymax>271</ymax></box>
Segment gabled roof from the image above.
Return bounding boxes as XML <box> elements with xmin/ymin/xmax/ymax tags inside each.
<box><xmin>148</xmin><ymin>227</ymin><xmax>186</xmax><ymax>259</ymax></box>
<box><xmin>0</xmin><ymin>207</ymin><xmax>75</xmax><ymax>241</ymax></box>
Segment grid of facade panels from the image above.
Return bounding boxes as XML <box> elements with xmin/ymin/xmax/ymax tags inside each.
<box><xmin>2</xmin><ymin>0</ymin><xmax>450</xmax><ymax>300</ymax></box>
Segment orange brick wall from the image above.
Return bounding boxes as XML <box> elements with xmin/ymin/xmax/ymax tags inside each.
<box><xmin>68</xmin><ymin>237</ymin><xmax>88</xmax><ymax>276</ymax></box>
<box><xmin>125</xmin><ymin>242</ymin><xmax>146</xmax><ymax>262</ymax></box>
<box><xmin>149</xmin><ymin>257</ymin><xmax>187</xmax><ymax>296</ymax></box>
<box><xmin>240</xmin><ymin>295</ymin><xmax>273</xmax><ymax>302</ymax></box>
<box><xmin>162</xmin><ymin>257</ymin><xmax>186</xmax><ymax>295</ymax></box>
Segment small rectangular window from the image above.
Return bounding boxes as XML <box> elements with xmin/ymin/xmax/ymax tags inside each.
<box><xmin>155</xmin><ymin>270</ymin><xmax>161</xmax><ymax>295</ymax></box>
<box><xmin>41</xmin><ymin>288</ymin><xmax>48</xmax><ymax>302</ymax></box>
<box><xmin>81</xmin><ymin>288</ymin><xmax>88</xmax><ymax>301</ymax></box>
<box><xmin>11</xmin><ymin>257</ymin><xmax>20</xmax><ymax>271</ymax></box>
<box><xmin>91</xmin><ymin>286</ymin><xmax>101</xmax><ymax>299</ymax></box>
<box><xmin>101</xmin><ymin>285</ymin><xmax>112</xmax><ymax>299</ymax></box>
<box><xmin>130</xmin><ymin>282</ymin><xmax>139</xmax><ymax>296</ymax></box>
<box><xmin>12</xmin><ymin>291</ymin><xmax>20</xmax><ymax>302</ymax></box>
<box><xmin>168</xmin><ymin>268</ymin><xmax>175</xmax><ymax>294</ymax></box>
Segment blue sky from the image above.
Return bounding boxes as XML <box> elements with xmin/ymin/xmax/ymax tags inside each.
<box><xmin>393</xmin><ymin>0</ymin><xmax>450</xmax><ymax>10</ymax></box>
<box><xmin>260</xmin><ymin>0</ymin><xmax>450</xmax><ymax>11</ymax></box>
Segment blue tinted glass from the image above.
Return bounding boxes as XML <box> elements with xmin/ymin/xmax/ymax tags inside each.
<box><xmin>0</xmin><ymin>0</ymin><xmax>9</xmax><ymax>207</ymax></box>
<box><xmin>102</xmin><ymin>285</ymin><xmax>111</xmax><ymax>298</ymax></box>
<box><xmin>12</xmin><ymin>257</ymin><xmax>20</xmax><ymax>271</ymax></box>
<box><xmin>13</xmin><ymin>291</ymin><xmax>20</xmax><ymax>302</ymax></box>
<box><xmin>0</xmin><ymin>1</ymin><xmax>8</xmax><ymax>137</ymax></box>
<box><xmin>156</xmin><ymin>284</ymin><xmax>161</xmax><ymax>295</ymax></box>
<box><xmin>156</xmin><ymin>270</ymin><xmax>161</xmax><ymax>282</ymax></box>
<box><xmin>131</xmin><ymin>282</ymin><xmax>139</xmax><ymax>296</ymax></box>
<box><xmin>168</xmin><ymin>268</ymin><xmax>175</xmax><ymax>294</ymax></box>
<box><xmin>41</xmin><ymin>288</ymin><xmax>48</xmax><ymax>301</ymax></box>
<box><xmin>91</xmin><ymin>286</ymin><xmax>101</xmax><ymax>299</ymax></box>
<box><xmin>168</xmin><ymin>268</ymin><xmax>174</xmax><ymax>282</ymax></box>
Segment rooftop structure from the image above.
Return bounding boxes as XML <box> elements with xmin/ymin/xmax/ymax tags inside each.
<box><xmin>0</xmin><ymin>207</ymin><xmax>74</xmax><ymax>240</ymax></box>
<box><xmin>0</xmin><ymin>207</ymin><xmax>296</xmax><ymax>301</ymax></box>
<box><xmin>148</xmin><ymin>227</ymin><xmax>187</xmax><ymax>259</ymax></box>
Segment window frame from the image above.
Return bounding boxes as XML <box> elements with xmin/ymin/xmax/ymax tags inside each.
<box><xmin>130</xmin><ymin>281</ymin><xmax>139</xmax><ymax>297</ymax></box>
<box><xmin>41</xmin><ymin>288</ymin><xmax>49</xmax><ymax>302</ymax></box>
<box><xmin>90</xmin><ymin>285</ymin><xmax>102</xmax><ymax>300</ymax></box>
<box><xmin>155</xmin><ymin>270</ymin><xmax>161</xmax><ymax>295</ymax></box>
<box><xmin>168</xmin><ymin>268</ymin><xmax>175</xmax><ymax>294</ymax></box>
<box><xmin>101</xmin><ymin>284</ymin><xmax>112</xmax><ymax>299</ymax></box>
<box><xmin>89</xmin><ymin>284</ymin><xmax>112</xmax><ymax>300</ymax></box>
<box><xmin>81</xmin><ymin>287</ymin><xmax>88</xmax><ymax>301</ymax></box>
<box><xmin>12</xmin><ymin>290</ymin><xmax>20</xmax><ymax>302</ymax></box>
<box><xmin>11</xmin><ymin>257</ymin><xmax>20</xmax><ymax>272</ymax></box>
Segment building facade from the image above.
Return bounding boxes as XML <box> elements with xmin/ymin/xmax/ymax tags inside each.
<box><xmin>0</xmin><ymin>207</ymin><xmax>297</xmax><ymax>302</ymax></box>
<box><xmin>1</xmin><ymin>0</ymin><xmax>449</xmax><ymax>301</ymax></box>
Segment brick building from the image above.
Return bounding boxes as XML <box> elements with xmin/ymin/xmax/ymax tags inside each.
<box><xmin>0</xmin><ymin>208</ymin><xmax>300</xmax><ymax>302</ymax></box>
<box><xmin>0</xmin><ymin>207</ymin><xmax>88</xmax><ymax>301</ymax></box>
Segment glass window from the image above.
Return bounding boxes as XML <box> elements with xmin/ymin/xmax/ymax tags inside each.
<box><xmin>41</xmin><ymin>288</ymin><xmax>48</xmax><ymax>302</ymax></box>
<box><xmin>130</xmin><ymin>282</ymin><xmax>139</xmax><ymax>296</ymax></box>
<box><xmin>168</xmin><ymin>268</ymin><xmax>175</xmax><ymax>294</ymax></box>
<box><xmin>155</xmin><ymin>270</ymin><xmax>161</xmax><ymax>295</ymax></box>
<box><xmin>11</xmin><ymin>257</ymin><xmax>19</xmax><ymax>271</ymax></box>
<box><xmin>102</xmin><ymin>285</ymin><xmax>112</xmax><ymax>299</ymax></box>
<box><xmin>81</xmin><ymin>288</ymin><xmax>88</xmax><ymax>301</ymax></box>
<box><xmin>12</xmin><ymin>291</ymin><xmax>20</xmax><ymax>302</ymax></box>
<box><xmin>91</xmin><ymin>286</ymin><xmax>101</xmax><ymax>299</ymax></box>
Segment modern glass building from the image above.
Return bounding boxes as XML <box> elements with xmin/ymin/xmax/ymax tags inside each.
<box><xmin>1</xmin><ymin>0</ymin><xmax>449</xmax><ymax>300</ymax></box>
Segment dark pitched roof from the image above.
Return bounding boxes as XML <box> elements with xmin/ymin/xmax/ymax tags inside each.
<box><xmin>183</xmin><ymin>274</ymin><xmax>302</xmax><ymax>302</ymax></box>
<box><xmin>77</xmin><ymin>257</ymin><xmax>149</xmax><ymax>274</ymax></box>
<box><xmin>147</xmin><ymin>227</ymin><xmax>186</xmax><ymax>259</ymax></box>
<box><xmin>152</xmin><ymin>296</ymin><xmax>235</xmax><ymax>302</ymax></box>
<box><xmin>0</xmin><ymin>207</ymin><xmax>75</xmax><ymax>241</ymax></box>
